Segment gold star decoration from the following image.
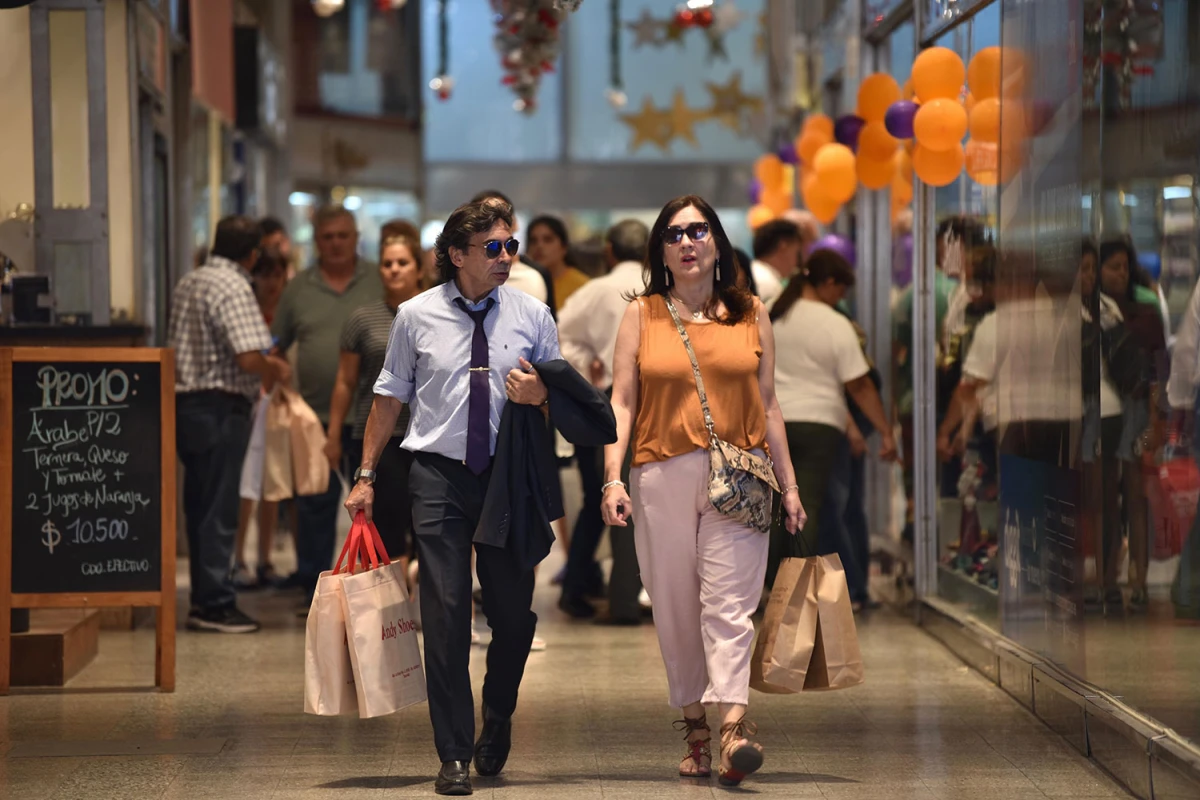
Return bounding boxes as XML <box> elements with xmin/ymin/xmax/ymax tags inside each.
<box><xmin>619</xmin><ymin>96</ymin><xmax>676</xmax><ymax>152</ymax></box>
<box><xmin>664</xmin><ymin>20</ymin><xmax>687</xmax><ymax>47</ymax></box>
<box><xmin>755</xmin><ymin>12</ymin><xmax>767</xmax><ymax>55</ymax></box>
<box><xmin>625</xmin><ymin>9</ymin><xmax>664</xmax><ymax>48</ymax></box>
<box><xmin>667</xmin><ymin>89</ymin><xmax>706</xmax><ymax>148</ymax></box>
<box><xmin>703</xmin><ymin>71</ymin><xmax>764</xmax><ymax>132</ymax></box>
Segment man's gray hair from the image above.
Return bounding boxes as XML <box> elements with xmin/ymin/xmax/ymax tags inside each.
<box><xmin>313</xmin><ymin>204</ymin><xmax>357</xmax><ymax>233</ymax></box>
<box><xmin>606</xmin><ymin>219</ymin><xmax>650</xmax><ymax>264</ymax></box>
<box><xmin>434</xmin><ymin>199</ymin><xmax>516</xmax><ymax>284</ymax></box>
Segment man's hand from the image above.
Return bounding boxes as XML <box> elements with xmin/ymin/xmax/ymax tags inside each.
<box><xmin>344</xmin><ymin>479</ymin><xmax>374</xmax><ymax>522</ymax></box>
<box><xmin>324</xmin><ymin>436</ymin><xmax>342</xmax><ymax>473</ymax></box>
<box><xmin>848</xmin><ymin>424</ymin><xmax>868</xmax><ymax>458</ymax></box>
<box><xmin>267</xmin><ymin>355</ymin><xmax>292</xmax><ymax>385</ymax></box>
<box><xmin>506</xmin><ymin>357</ymin><xmax>548</xmax><ymax>406</ymax></box>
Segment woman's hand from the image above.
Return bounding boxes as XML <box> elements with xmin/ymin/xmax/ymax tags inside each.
<box><xmin>324</xmin><ymin>435</ymin><xmax>342</xmax><ymax>472</ymax></box>
<box><xmin>782</xmin><ymin>488</ymin><xmax>807</xmax><ymax>534</ymax></box>
<box><xmin>344</xmin><ymin>479</ymin><xmax>374</xmax><ymax>522</ymax></box>
<box><xmin>601</xmin><ymin>483</ymin><xmax>632</xmax><ymax>527</ymax></box>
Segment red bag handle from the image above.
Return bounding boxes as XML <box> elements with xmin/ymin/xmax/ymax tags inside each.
<box><xmin>352</xmin><ymin>512</ymin><xmax>393</xmax><ymax>569</ymax></box>
<box><xmin>333</xmin><ymin>520</ymin><xmax>365</xmax><ymax>574</ymax></box>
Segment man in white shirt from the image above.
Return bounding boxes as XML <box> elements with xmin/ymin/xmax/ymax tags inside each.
<box><xmin>557</xmin><ymin>219</ymin><xmax>649</xmax><ymax>623</ymax></box>
<box><xmin>750</xmin><ymin>220</ymin><xmax>805</xmax><ymax>308</ymax></box>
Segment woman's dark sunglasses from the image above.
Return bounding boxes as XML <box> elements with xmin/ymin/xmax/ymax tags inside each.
<box><xmin>473</xmin><ymin>238</ymin><xmax>520</xmax><ymax>259</ymax></box>
<box><xmin>663</xmin><ymin>222</ymin><xmax>710</xmax><ymax>246</ymax></box>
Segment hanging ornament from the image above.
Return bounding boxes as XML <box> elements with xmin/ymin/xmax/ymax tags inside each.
<box><xmin>374</xmin><ymin>0</ymin><xmax>407</xmax><ymax>10</ymax></box>
<box><xmin>429</xmin><ymin>0</ymin><xmax>451</xmax><ymax>100</ymax></box>
<box><xmin>554</xmin><ymin>0</ymin><xmax>584</xmax><ymax>10</ymax></box>
<box><xmin>311</xmin><ymin>0</ymin><xmax>345</xmax><ymax>17</ymax></box>
<box><xmin>492</xmin><ymin>0</ymin><xmax>569</xmax><ymax>114</ymax></box>
<box><xmin>607</xmin><ymin>0</ymin><xmax>626</xmax><ymax>108</ymax></box>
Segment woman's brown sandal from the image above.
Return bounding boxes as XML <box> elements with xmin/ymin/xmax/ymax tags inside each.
<box><xmin>718</xmin><ymin>717</ymin><xmax>763</xmax><ymax>787</ymax></box>
<box><xmin>673</xmin><ymin>715</ymin><xmax>712</xmax><ymax>778</ymax></box>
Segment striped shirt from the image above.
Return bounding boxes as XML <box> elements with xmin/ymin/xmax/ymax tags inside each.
<box><xmin>167</xmin><ymin>255</ymin><xmax>273</xmax><ymax>400</ymax></box>
<box><xmin>341</xmin><ymin>299</ymin><xmax>409</xmax><ymax>440</ymax></box>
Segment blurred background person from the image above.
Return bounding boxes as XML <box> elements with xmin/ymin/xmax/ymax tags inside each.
<box><xmin>232</xmin><ymin>247</ymin><xmax>292</xmax><ymax>590</ymax></box>
<box><xmin>767</xmin><ymin>249</ymin><xmax>896</xmax><ymax>592</ymax></box>
<box><xmin>272</xmin><ymin>205</ymin><xmax>381</xmax><ymax>612</ymax></box>
<box><xmin>259</xmin><ymin>217</ymin><xmax>295</xmax><ymax>278</ymax></box>
<box><xmin>749</xmin><ymin>220</ymin><xmax>804</xmax><ymax>309</ymax></box>
<box><xmin>557</xmin><ymin>218</ymin><xmax>650</xmax><ymax>623</ymax></box>
<box><xmin>527</xmin><ymin>215</ymin><xmax>590</xmax><ymax>311</ymax></box>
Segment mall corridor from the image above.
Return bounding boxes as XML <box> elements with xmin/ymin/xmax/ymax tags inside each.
<box><xmin>0</xmin><ymin>584</ymin><xmax>1128</xmax><ymax>800</ymax></box>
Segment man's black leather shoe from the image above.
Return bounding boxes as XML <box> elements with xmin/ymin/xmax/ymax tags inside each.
<box><xmin>473</xmin><ymin>705</ymin><xmax>512</xmax><ymax>777</ymax></box>
<box><xmin>435</xmin><ymin>760</ymin><xmax>472</xmax><ymax>796</ymax></box>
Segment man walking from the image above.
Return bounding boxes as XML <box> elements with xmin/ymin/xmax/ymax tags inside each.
<box><xmin>557</xmin><ymin>219</ymin><xmax>649</xmax><ymax>621</ymax></box>
<box><xmin>169</xmin><ymin>216</ymin><xmax>291</xmax><ymax>633</ymax></box>
<box><xmin>273</xmin><ymin>205</ymin><xmax>380</xmax><ymax>608</ymax></box>
<box><xmin>750</xmin><ymin>219</ymin><xmax>805</xmax><ymax>308</ymax></box>
<box><xmin>345</xmin><ymin>198</ymin><xmax>559</xmax><ymax>796</ymax></box>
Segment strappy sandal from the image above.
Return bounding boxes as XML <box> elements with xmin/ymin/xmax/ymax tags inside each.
<box><xmin>672</xmin><ymin>715</ymin><xmax>712</xmax><ymax>778</ymax></box>
<box><xmin>718</xmin><ymin>717</ymin><xmax>762</xmax><ymax>787</ymax></box>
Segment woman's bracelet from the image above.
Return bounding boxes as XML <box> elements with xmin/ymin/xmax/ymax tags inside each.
<box><xmin>782</xmin><ymin>484</ymin><xmax>799</xmax><ymax>495</ymax></box>
<box><xmin>601</xmin><ymin>479</ymin><xmax>626</xmax><ymax>493</ymax></box>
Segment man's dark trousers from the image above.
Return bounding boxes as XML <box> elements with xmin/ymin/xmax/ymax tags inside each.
<box><xmin>410</xmin><ymin>451</ymin><xmax>537</xmax><ymax>762</ymax></box>
<box><xmin>176</xmin><ymin>391</ymin><xmax>252</xmax><ymax>610</ymax></box>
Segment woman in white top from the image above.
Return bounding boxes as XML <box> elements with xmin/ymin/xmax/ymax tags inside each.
<box><xmin>766</xmin><ymin>249</ymin><xmax>897</xmax><ymax>586</ymax></box>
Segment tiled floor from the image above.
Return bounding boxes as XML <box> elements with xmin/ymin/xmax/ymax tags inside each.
<box><xmin>1</xmin><ymin>577</ymin><xmax>1131</xmax><ymax>799</ymax></box>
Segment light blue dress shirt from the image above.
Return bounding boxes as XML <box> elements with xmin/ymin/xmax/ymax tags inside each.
<box><xmin>373</xmin><ymin>281</ymin><xmax>561</xmax><ymax>462</ymax></box>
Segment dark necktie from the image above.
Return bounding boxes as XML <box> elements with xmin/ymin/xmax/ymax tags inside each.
<box><xmin>453</xmin><ymin>297</ymin><xmax>496</xmax><ymax>475</ymax></box>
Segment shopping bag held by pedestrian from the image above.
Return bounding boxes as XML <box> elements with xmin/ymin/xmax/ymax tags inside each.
<box><xmin>751</xmin><ymin>531</ymin><xmax>864</xmax><ymax>693</ymax></box>
<box><xmin>339</xmin><ymin>512</ymin><xmax>427</xmax><ymax>719</ymax></box>
<box><xmin>239</xmin><ymin>392</ymin><xmax>270</xmax><ymax>501</ymax></box>
<box><xmin>303</xmin><ymin>518</ymin><xmax>371</xmax><ymax>716</ymax></box>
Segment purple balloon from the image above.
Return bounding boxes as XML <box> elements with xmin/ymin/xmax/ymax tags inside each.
<box><xmin>884</xmin><ymin>100</ymin><xmax>919</xmax><ymax>139</ymax></box>
<box><xmin>748</xmin><ymin>178</ymin><xmax>763</xmax><ymax>204</ymax></box>
<box><xmin>834</xmin><ymin>115</ymin><xmax>866</xmax><ymax>152</ymax></box>
<box><xmin>777</xmin><ymin>141</ymin><xmax>800</xmax><ymax>165</ymax></box>
<box><xmin>809</xmin><ymin>233</ymin><xmax>857</xmax><ymax>268</ymax></box>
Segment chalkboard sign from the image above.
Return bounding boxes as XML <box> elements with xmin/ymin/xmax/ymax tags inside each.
<box><xmin>1</xmin><ymin>347</ymin><xmax>176</xmax><ymax>694</ymax></box>
<box><xmin>10</xmin><ymin>361</ymin><xmax>162</xmax><ymax>594</ymax></box>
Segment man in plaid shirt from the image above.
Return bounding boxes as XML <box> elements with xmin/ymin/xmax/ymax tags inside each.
<box><xmin>169</xmin><ymin>216</ymin><xmax>291</xmax><ymax>634</ymax></box>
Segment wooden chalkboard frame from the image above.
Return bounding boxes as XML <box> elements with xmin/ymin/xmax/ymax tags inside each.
<box><xmin>0</xmin><ymin>347</ymin><xmax>176</xmax><ymax>693</ymax></box>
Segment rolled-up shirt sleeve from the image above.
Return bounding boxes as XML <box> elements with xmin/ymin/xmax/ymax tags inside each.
<box><xmin>533</xmin><ymin>304</ymin><xmax>562</xmax><ymax>363</ymax></box>
<box><xmin>373</xmin><ymin>307</ymin><xmax>416</xmax><ymax>403</ymax></box>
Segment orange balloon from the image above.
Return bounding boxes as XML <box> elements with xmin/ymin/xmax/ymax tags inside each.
<box><xmin>754</xmin><ymin>154</ymin><xmax>784</xmax><ymax>188</ymax></box>
<box><xmin>894</xmin><ymin>148</ymin><xmax>913</xmax><ymax>183</ymax></box>
<box><xmin>912</xmin><ymin>46</ymin><xmax>965</xmax><ymax>102</ymax></box>
<box><xmin>913</xmin><ymin>98</ymin><xmax>968</xmax><ymax>151</ymax></box>
<box><xmin>964</xmin><ymin>92</ymin><xmax>976</xmax><ymax>113</ymax></box>
<box><xmin>1001</xmin><ymin>47</ymin><xmax>1028</xmax><ymax>98</ymax></box>
<box><xmin>858</xmin><ymin>156</ymin><xmax>895</xmax><ymax>190</ymax></box>
<box><xmin>761</xmin><ymin>185</ymin><xmax>793</xmax><ymax>215</ymax></box>
<box><xmin>857</xmin><ymin>73</ymin><xmax>902</xmax><ymax>124</ymax></box>
<box><xmin>912</xmin><ymin>143</ymin><xmax>965</xmax><ymax>187</ymax></box>
<box><xmin>802</xmin><ymin>113</ymin><xmax>835</xmax><ymax>140</ymax></box>
<box><xmin>859</xmin><ymin>121</ymin><xmax>899</xmax><ymax>161</ymax></box>
<box><xmin>891</xmin><ymin>173</ymin><xmax>914</xmax><ymax>206</ymax></box>
<box><xmin>813</xmin><ymin>143</ymin><xmax>858</xmax><ymax>204</ymax></box>
<box><xmin>969</xmin><ymin>97</ymin><xmax>1001</xmax><ymax>144</ymax></box>
<box><xmin>965</xmin><ymin>139</ymin><xmax>999</xmax><ymax>186</ymax></box>
<box><xmin>796</xmin><ymin>129</ymin><xmax>832</xmax><ymax>165</ymax></box>
<box><xmin>802</xmin><ymin>176</ymin><xmax>841</xmax><ymax>225</ymax></box>
<box><xmin>746</xmin><ymin>204</ymin><xmax>777</xmax><ymax>230</ymax></box>
<box><xmin>902</xmin><ymin>78</ymin><xmax>916</xmax><ymax>101</ymax></box>
<box><xmin>999</xmin><ymin>101</ymin><xmax>1030</xmax><ymax>148</ymax></box>
<box><xmin>968</xmin><ymin>46</ymin><xmax>1003</xmax><ymax>100</ymax></box>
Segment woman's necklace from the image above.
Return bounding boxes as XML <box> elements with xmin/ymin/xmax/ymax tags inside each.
<box><xmin>670</xmin><ymin>293</ymin><xmax>705</xmax><ymax>321</ymax></box>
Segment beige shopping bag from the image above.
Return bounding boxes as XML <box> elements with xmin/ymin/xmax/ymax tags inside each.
<box><xmin>340</xmin><ymin>514</ymin><xmax>427</xmax><ymax>719</ymax></box>
<box><xmin>284</xmin><ymin>387</ymin><xmax>330</xmax><ymax>497</ymax></box>
<box><xmin>303</xmin><ymin>523</ymin><xmax>369</xmax><ymax>716</ymax></box>
<box><xmin>262</xmin><ymin>388</ymin><xmax>294</xmax><ymax>502</ymax></box>
<box><xmin>751</xmin><ymin>553</ymin><xmax>864</xmax><ymax>693</ymax></box>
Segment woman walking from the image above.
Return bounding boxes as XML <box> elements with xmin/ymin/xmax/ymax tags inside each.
<box><xmin>325</xmin><ymin>230</ymin><xmax>426</xmax><ymax>565</ymax></box>
<box><xmin>601</xmin><ymin>195</ymin><xmax>804</xmax><ymax>787</ymax></box>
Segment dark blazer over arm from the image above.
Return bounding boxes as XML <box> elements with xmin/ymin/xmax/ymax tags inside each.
<box><xmin>474</xmin><ymin>359</ymin><xmax>617</xmax><ymax>570</ymax></box>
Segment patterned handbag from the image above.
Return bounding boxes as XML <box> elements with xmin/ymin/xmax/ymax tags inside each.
<box><xmin>664</xmin><ymin>298</ymin><xmax>781</xmax><ymax>532</ymax></box>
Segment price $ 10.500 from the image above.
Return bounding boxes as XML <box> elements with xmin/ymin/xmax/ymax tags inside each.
<box><xmin>40</xmin><ymin>518</ymin><xmax>131</xmax><ymax>555</ymax></box>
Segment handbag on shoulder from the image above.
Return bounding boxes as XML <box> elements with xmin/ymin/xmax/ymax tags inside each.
<box><xmin>664</xmin><ymin>297</ymin><xmax>780</xmax><ymax>532</ymax></box>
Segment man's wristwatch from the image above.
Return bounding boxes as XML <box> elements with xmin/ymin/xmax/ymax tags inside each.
<box><xmin>353</xmin><ymin>467</ymin><xmax>377</xmax><ymax>485</ymax></box>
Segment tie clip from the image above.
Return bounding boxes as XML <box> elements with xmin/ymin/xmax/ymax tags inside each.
<box><xmin>469</xmin><ymin>367</ymin><xmax>489</xmax><ymax>372</ymax></box>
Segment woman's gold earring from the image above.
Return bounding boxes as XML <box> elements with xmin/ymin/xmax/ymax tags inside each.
<box><xmin>715</xmin><ymin>259</ymin><xmax>721</xmax><ymax>282</ymax></box>
<box><xmin>666</xmin><ymin>268</ymin><xmax>671</xmax><ymax>287</ymax></box>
